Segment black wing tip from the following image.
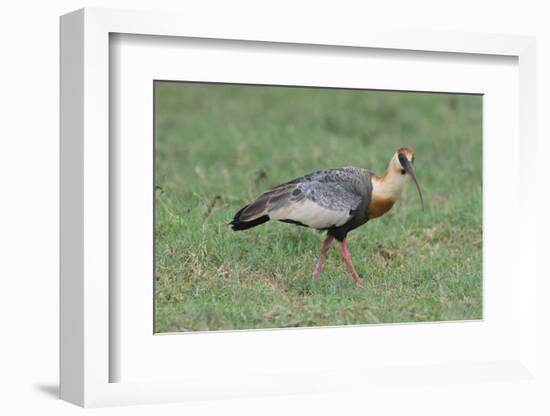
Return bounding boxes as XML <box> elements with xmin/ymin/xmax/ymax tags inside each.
<box><xmin>229</xmin><ymin>204</ymin><xmax>269</xmax><ymax>231</ymax></box>
<box><xmin>230</xmin><ymin>215</ymin><xmax>270</xmax><ymax>231</ymax></box>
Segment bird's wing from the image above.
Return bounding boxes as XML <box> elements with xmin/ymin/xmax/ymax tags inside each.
<box><xmin>240</xmin><ymin>170</ymin><xmax>364</xmax><ymax>230</ymax></box>
<box><xmin>268</xmin><ymin>180</ymin><xmax>362</xmax><ymax>229</ymax></box>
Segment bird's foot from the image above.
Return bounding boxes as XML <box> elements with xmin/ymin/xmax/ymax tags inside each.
<box><xmin>352</xmin><ymin>273</ymin><xmax>364</xmax><ymax>288</ymax></box>
<box><xmin>311</xmin><ymin>261</ymin><xmax>325</xmax><ymax>279</ymax></box>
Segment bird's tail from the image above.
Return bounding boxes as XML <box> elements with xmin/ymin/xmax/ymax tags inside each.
<box><xmin>229</xmin><ymin>204</ymin><xmax>270</xmax><ymax>231</ymax></box>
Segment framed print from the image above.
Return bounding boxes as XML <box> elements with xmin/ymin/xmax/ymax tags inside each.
<box><xmin>60</xmin><ymin>8</ymin><xmax>538</xmax><ymax>407</ymax></box>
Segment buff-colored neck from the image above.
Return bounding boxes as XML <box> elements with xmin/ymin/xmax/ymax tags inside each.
<box><xmin>371</xmin><ymin>155</ymin><xmax>408</xmax><ymax>201</ymax></box>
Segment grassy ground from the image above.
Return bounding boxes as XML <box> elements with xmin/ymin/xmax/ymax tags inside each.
<box><xmin>154</xmin><ymin>82</ymin><xmax>482</xmax><ymax>332</ymax></box>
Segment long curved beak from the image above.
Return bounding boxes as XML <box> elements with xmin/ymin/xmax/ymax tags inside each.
<box><xmin>402</xmin><ymin>159</ymin><xmax>424</xmax><ymax>211</ymax></box>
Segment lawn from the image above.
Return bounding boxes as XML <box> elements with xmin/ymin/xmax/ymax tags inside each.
<box><xmin>154</xmin><ymin>81</ymin><xmax>482</xmax><ymax>332</ymax></box>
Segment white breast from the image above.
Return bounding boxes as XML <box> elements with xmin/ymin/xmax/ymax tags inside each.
<box><xmin>268</xmin><ymin>198</ymin><xmax>350</xmax><ymax>229</ymax></box>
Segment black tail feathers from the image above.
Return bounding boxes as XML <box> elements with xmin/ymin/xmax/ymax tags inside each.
<box><xmin>229</xmin><ymin>205</ymin><xmax>270</xmax><ymax>231</ymax></box>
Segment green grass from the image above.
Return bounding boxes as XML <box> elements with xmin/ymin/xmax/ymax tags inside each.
<box><xmin>154</xmin><ymin>82</ymin><xmax>482</xmax><ymax>332</ymax></box>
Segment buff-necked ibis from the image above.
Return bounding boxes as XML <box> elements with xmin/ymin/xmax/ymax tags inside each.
<box><xmin>230</xmin><ymin>147</ymin><xmax>424</xmax><ymax>286</ymax></box>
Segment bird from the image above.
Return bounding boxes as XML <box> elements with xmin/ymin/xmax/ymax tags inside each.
<box><xmin>230</xmin><ymin>147</ymin><xmax>424</xmax><ymax>286</ymax></box>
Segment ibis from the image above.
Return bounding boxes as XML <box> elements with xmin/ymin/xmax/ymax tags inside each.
<box><xmin>230</xmin><ymin>147</ymin><xmax>424</xmax><ymax>286</ymax></box>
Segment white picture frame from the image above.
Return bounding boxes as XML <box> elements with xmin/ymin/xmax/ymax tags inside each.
<box><xmin>60</xmin><ymin>7</ymin><xmax>538</xmax><ymax>408</ymax></box>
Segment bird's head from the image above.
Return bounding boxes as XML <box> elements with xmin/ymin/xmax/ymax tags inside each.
<box><xmin>389</xmin><ymin>147</ymin><xmax>424</xmax><ymax>210</ymax></box>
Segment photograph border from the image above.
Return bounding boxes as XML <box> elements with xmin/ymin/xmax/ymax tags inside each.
<box><xmin>60</xmin><ymin>7</ymin><xmax>537</xmax><ymax>407</ymax></box>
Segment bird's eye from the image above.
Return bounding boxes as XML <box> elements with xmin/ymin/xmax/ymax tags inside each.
<box><xmin>401</xmin><ymin>169</ymin><xmax>406</xmax><ymax>175</ymax></box>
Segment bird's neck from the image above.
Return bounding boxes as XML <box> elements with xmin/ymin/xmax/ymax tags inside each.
<box><xmin>372</xmin><ymin>168</ymin><xmax>408</xmax><ymax>201</ymax></box>
<box><xmin>367</xmin><ymin>168</ymin><xmax>407</xmax><ymax>219</ymax></box>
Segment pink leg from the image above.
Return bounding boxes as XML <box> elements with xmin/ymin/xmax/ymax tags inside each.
<box><xmin>340</xmin><ymin>239</ymin><xmax>363</xmax><ymax>286</ymax></box>
<box><xmin>312</xmin><ymin>234</ymin><xmax>334</xmax><ymax>278</ymax></box>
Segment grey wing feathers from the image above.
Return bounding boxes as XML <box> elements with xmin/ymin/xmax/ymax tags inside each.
<box><xmin>237</xmin><ymin>184</ymin><xmax>297</xmax><ymax>221</ymax></box>
<box><xmin>298</xmin><ymin>180</ymin><xmax>362</xmax><ymax>211</ymax></box>
<box><xmin>238</xmin><ymin>167</ymin><xmax>369</xmax><ymax>230</ymax></box>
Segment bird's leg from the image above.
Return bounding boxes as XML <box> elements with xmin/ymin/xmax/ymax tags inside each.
<box><xmin>312</xmin><ymin>234</ymin><xmax>334</xmax><ymax>278</ymax></box>
<box><xmin>340</xmin><ymin>239</ymin><xmax>363</xmax><ymax>286</ymax></box>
